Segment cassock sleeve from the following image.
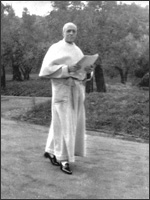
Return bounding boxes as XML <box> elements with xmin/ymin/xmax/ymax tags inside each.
<box><xmin>39</xmin><ymin>44</ymin><xmax>70</xmax><ymax>78</ymax></box>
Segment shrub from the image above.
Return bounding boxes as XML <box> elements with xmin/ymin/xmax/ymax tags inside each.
<box><xmin>138</xmin><ymin>72</ymin><xmax>149</xmax><ymax>87</ymax></box>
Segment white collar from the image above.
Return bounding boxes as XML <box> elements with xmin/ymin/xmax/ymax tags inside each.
<box><xmin>62</xmin><ymin>38</ymin><xmax>75</xmax><ymax>46</ymax></box>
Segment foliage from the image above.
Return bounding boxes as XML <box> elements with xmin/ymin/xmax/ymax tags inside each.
<box><xmin>1</xmin><ymin>1</ymin><xmax>149</xmax><ymax>87</ymax></box>
<box><xmin>138</xmin><ymin>72</ymin><xmax>149</xmax><ymax>87</ymax></box>
<box><xmin>103</xmin><ymin>33</ymin><xmax>140</xmax><ymax>83</ymax></box>
<box><xmin>134</xmin><ymin>35</ymin><xmax>149</xmax><ymax>78</ymax></box>
<box><xmin>1</xmin><ymin>3</ymin><xmax>15</xmax><ymax>86</ymax></box>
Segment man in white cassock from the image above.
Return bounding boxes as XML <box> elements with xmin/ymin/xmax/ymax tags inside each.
<box><xmin>39</xmin><ymin>22</ymin><xmax>94</xmax><ymax>174</ymax></box>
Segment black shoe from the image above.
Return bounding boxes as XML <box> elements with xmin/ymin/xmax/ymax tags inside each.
<box><xmin>44</xmin><ymin>152</ymin><xmax>60</xmax><ymax>166</ymax></box>
<box><xmin>60</xmin><ymin>162</ymin><xmax>72</xmax><ymax>175</ymax></box>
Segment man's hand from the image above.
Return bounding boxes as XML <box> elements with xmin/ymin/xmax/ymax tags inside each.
<box><xmin>68</xmin><ymin>64</ymin><xmax>82</xmax><ymax>72</ymax></box>
<box><xmin>84</xmin><ymin>65</ymin><xmax>94</xmax><ymax>73</ymax></box>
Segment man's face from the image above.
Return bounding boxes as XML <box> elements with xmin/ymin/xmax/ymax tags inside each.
<box><xmin>63</xmin><ymin>25</ymin><xmax>77</xmax><ymax>43</ymax></box>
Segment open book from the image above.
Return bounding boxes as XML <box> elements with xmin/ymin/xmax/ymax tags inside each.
<box><xmin>76</xmin><ymin>53</ymin><xmax>99</xmax><ymax>72</ymax></box>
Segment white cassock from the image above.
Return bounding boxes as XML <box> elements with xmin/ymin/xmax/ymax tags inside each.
<box><xmin>39</xmin><ymin>39</ymin><xmax>87</xmax><ymax>162</ymax></box>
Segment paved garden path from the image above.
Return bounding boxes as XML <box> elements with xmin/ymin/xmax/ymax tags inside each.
<box><xmin>1</xmin><ymin>96</ymin><xmax>149</xmax><ymax>199</ymax></box>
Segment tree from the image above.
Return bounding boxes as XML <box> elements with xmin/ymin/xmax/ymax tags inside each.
<box><xmin>86</xmin><ymin>74</ymin><xmax>94</xmax><ymax>93</ymax></box>
<box><xmin>51</xmin><ymin>1</ymin><xmax>70</xmax><ymax>11</ymax></box>
<box><xmin>69</xmin><ymin>1</ymin><xmax>85</xmax><ymax>10</ymax></box>
<box><xmin>1</xmin><ymin>2</ymin><xmax>24</xmax><ymax>81</ymax></box>
<box><xmin>18</xmin><ymin>8</ymin><xmax>37</xmax><ymax>80</ymax></box>
<box><xmin>1</xmin><ymin>2</ymin><xmax>7</xmax><ymax>88</ymax></box>
<box><xmin>103</xmin><ymin>33</ymin><xmax>140</xmax><ymax>84</ymax></box>
<box><xmin>2</xmin><ymin>1</ymin><xmax>149</xmax><ymax>88</ymax></box>
<box><xmin>95</xmin><ymin>64</ymin><xmax>106</xmax><ymax>92</ymax></box>
<box><xmin>134</xmin><ymin>35</ymin><xmax>149</xmax><ymax>78</ymax></box>
<box><xmin>1</xmin><ymin>3</ymin><xmax>18</xmax><ymax>85</ymax></box>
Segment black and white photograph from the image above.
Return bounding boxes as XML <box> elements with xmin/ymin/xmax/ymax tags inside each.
<box><xmin>1</xmin><ymin>1</ymin><xmax>149</xmax><ymax>199</ymax></box>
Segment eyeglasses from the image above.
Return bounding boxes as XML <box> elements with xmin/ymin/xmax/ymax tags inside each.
<box><xmin>66</xmin><ymin>29</ymin><xmax>76</xmax><ymax>33</ymax></box>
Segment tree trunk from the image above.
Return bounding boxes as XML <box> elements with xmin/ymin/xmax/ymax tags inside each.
<box><xmin>19</xmin><ymin>65</ymin><xmax>31</xmax><ymax>80</ymax></box>
<box><xmin>120</xmin><ymin>71</ymin><xmax>125</xmax><ymax>84</ymax></box>
<box><xmin>12</xmin><ymin>64</ymin><xmax>23</xmax><ymax>81</ymax></box>
<box><xmin>115</xmin><ymin>66</ymin><xmax>126</xmax><ymax>84</ymax></box>
<box><xmin>95</xmin><ymin>64</ymin><xmax>106</xmax><ymax>92</ymax></box>
<box><xmin>24</xmin><ymin>73</ymin><xmax>30</xmax><ymax>80</ymax></box>
<box><xmin>124</xmin><ymin>69</ymin><xmax>129</xmax><ymax>83</ymax></box>
<box><xmin>86</xmin><ymin>73</ymin><xmax>93</xmax><ymax>93</ymax></box>
<box><xmin>24</xmin><ymin>67</ymin><xmax>31</xmax><ymax>80</ymax></box>
<box><xmin>1</xmin><ymin>65</ymin><xmax>6</xmax><ymax>88</ymax></box>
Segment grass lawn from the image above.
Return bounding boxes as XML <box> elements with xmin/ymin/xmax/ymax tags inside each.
<box><xmin>2</xmin><ymin>74</ymin><xmax>149</xmax><ymax>142</ymax></box>
<box><xmin>1</xmin><ymin>75</ymin><xmax>52</xmax><ymax>97</ymax></box>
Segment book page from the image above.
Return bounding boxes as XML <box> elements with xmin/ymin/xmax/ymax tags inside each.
<box><xmin>76</xmin><ymin>53</ymin><xmax>99</xmax><ymax>72</ymax></box>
